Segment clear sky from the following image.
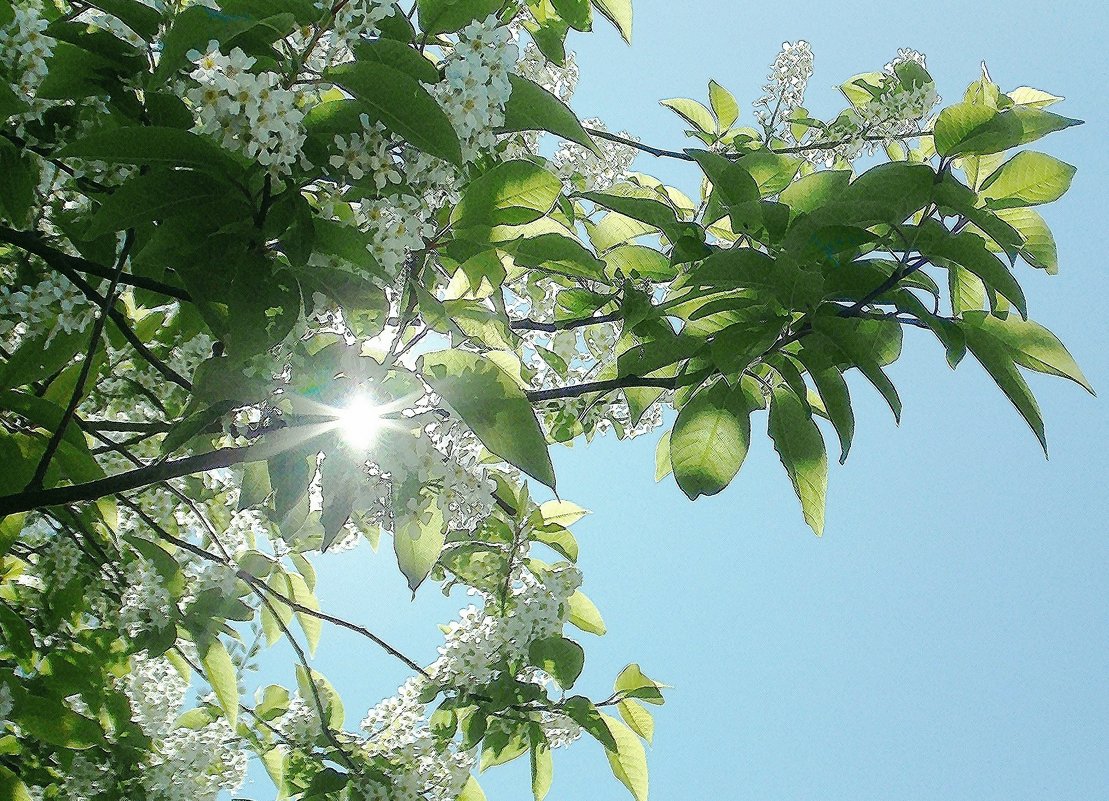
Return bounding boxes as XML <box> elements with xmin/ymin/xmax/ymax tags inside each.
<box><xmin>243</xmin><ymin>2</ymin><xmax>1109</xmax><ymax>799</ymax></box>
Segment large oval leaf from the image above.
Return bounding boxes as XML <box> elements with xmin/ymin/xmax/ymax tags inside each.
<box><xmin>670</xmin><ymin>379</ymin><xmax>753</xmax><ymax>500</ymax></box>
<box><xmin>420</xmin><ymin>350</ymin><xmax>555</xmax><ymax>489</ymax></box>
<box><xmin>327</xmin><ymin>62</ymin><xmax>462</xmax><ymax>165</ymax></box>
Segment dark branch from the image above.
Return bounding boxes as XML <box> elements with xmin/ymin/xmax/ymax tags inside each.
<box><xmin>0</xmin><ymin>442</ymin><xmax>264</xmax><ymax>517</ymax></box>
<box><xmin>53</xmin><ymin>264</ymin><xmax>193</xmax><ymax>390</ymax></box>
<box><xmin>509</xmin><ymin>311</ymin><xmax>623</xmax><ymax>333</ymax></box>
<box><xmin>0</xmin><ymin>225</ymin><xmax>192</xmax><ymax>302</ymax></box>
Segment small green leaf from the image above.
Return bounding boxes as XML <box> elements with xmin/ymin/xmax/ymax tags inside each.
<box><xmin>327</xmin><ymin>62</ymin><xmax>462</xmax><ymax>165</ymax></box>
<box><xmin>660</xmin><ymin>97</ymin><xmax>715</xmax><ymax>133</ymax></box>
<box><xmin>601</xmin><ymin>713</ymin><xmax>649</xmax><ymax>801</ymax></box>
<box><xmin>962</xmin><ymin>312</ymin><xmax>1093</xmax><ymax>394</ymax></box>
<box><xmin>394</xmin><ymin>500</ymin><xmax>446</xmax><ymax>592</ymax></box>
<box><xmin>670</xmin><ymin>379</ymin><xmax>754</xmax><ymax>500</ymax></box>
<box><xmin>617</xmin><ymin>699</ymin><xmax>654</xmax><ymax>744</ymax></box>
<box><xmin>708</xmin><ymin>79</ymin><xmax>739</xmax><ymax>129</ymax></box>
<box><xmin>980</xmin><ymin>151</ymin><xmax>1076</xmax><ymax>209</ymax></box>
<box><xmin>590</xmin><ymin>0</ymin><xmax>632</xmax><ymax>42</ymax></box>
<box><xmin>566</xmin><ymin>589</ymin><xmax>606</xmax><ymax>635</ymax></box>
<box><xmin>539</xmin><ymin>500</ymin><xmax>589</xmax><ymax>527</ymax></box>
<box><xmin>201</xmin><ymin>638</ymin><xmax>239</xmax><ymax>728</ymax></box>
<box><xmin>529</xmin><ymin>636</ymin><xmax>585</xmax><ymax>690</ymax></box>
<box><xmin>614</xmin><ymin>663</ymin><xmax>666</xmax><ymax>704</ymax></box>
<box><xmin>421</xmin><ymin>350</ymin><xmax>555</xmax><ymax>488</ymax></box>
<box><xmin>530</xmin><ymin>725</ymin><xmax>554</xmax><ymax>801</ymax></box>
<box><xmin>502</xmin><ymin>74</ymin><xmax>599</xmax><ymax>153</ymax></box>
<box><xmin>959</xmin><ymin>318</ymin><xmax>1047</xmax><ymax>454</ymax></box>
<box><xmin>768</xmin><ymin>383</ymin><xmax>828</xmax><ymax>535</ymax></box>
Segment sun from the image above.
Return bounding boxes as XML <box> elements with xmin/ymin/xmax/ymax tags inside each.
<box><xmin>335</xmin><ymin>393</ymin><xmax>382</xmax><ymax>451</ymax></box>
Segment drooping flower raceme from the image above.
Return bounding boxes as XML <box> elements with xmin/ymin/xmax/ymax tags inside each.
<box><xmin>185</xmin><ymin>42</ymin><xmax>307</xmax><ymax>177</ymax></box>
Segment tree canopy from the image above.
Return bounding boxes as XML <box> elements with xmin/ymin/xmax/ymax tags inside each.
<box><xmin>0</xmin><ymin>1</ymin><xmax>1091</xmax><ymax>799</ymax></box>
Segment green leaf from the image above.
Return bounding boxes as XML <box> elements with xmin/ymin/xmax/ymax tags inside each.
<box><xmin>614</xmin><ymin>663</ymin><xmax>666</xmax><ymax>704</ymax></box>
<box><xmin>962</xmin><ymin>312</ymin><xmax>1093</xmax><ymax>394</ymax></box>
<box><xmin>87</xmin><ymin>0</ymin><xmax>163</xmax><ymax>39</ymax></box>
<box><xmin>660</xmin><ymin>97</ymin><xmax>715</xmax><ymax>133</ymax></box>
<box><xmin>980</xmin><ymin>151</ymin><xmax>1076</xmax><ymax>209</ymax></box>
<box><xmin>793</xmin><ymin>348</ymin><xmax>854</xmax><ymax>464</ymax></box>
<box><xmin>552</xmin><ymin>0</ymin><xmax>592</xmax><ymax>30</ymax></box>
<box><xmin>996</xmin><ymin>207</ymin><xmax>1057</xmax><ymax>273</ymax></box>
<box><xmin>768</xmin><ymin>383</ymin><xmax>828</xmax><ymax>535</ymax></box>
<box><xmin>417</xmin><ymin>0</ymin><xmax>501</xmax><ymax>34</ymax></box>
<box><xmin>421</xmin><ymin>350</ymin><xmax>555</xmax><ymax>488</ymax></box>
<box><xmin>327</xmin><ymin>62</ymin><xmax>462</xmax><ymax>165</ymax></box>
<box><xmin>779</xmin><ymin>170</ymin><xmax>851</xmax><ymax>218</ymax></box>
<box><xmin>85</xmin><ymin>168</ymin><xmax>239</xmax><ymax>239</ymax></box>
<box><xmin>810</xmin><ymin>315</ymin><xmax>903</xmax><ymax>422</ymax></box>
<box><xmin>539</xmin><ymin>499</ymin><xmax>589</xmax><ymax>527</ymax></box>
<box><xmin>604</xmin><ymin>244</ymin><xmax>675</xmax><ymax>281</ymax></box>
<box><xmin>566</xmin><ymin>589</ymin><xmax>606</xmax><ymax>635</ymax></box>
<box><xmin>58</xmin><ymin>126</ymin><xmax>244</xmax><ymax>176</ymax></box>
<box><xmin>454</xmin><ymin>160</ymin><xmax>562</xmax><ymax>228</ymax></box>
<box><xmin>600</xmin><ymin>714</ymin><xmax>649</xmax><ymax>801</ymax></box>
<box><xmin>0</xmin><ymin>140</ymin><xmax>35</xmax><ymax>225</ymax></box>
<box><xmin>617</xmin><ymin>699</ymin><xmax>654</xmax><ymax>743</ymax></box>
<box><xmin>843</xmin><ymin>161</ymin><xmax>935</xmax><ymax>222</ymax></box>
<box><xmin>502</xmin><ymin>74</ymin><xmax>599</xmax><ymax>153</ymax></box>
<box><xmin>509</xmin><ymin>233</ymin><xmax>607</xmax><ymax>281</ymax></box>
<box><xmin>351</xmin><ymin>37</ymin><xmax>439</xmax><ymax>84</ymax></box>
<box><xmin>959</xmin><ymin>317</ymin><xmax>1047</xmax><ymax>454</ymax></box>
<box><xmin>687</xmin><ymin>149</ymin><xmax>760</xmax><ymax>207</ymax></box>
<box><xmin>201</xmin><ymin>638</ymin><xmax>238</xmax><ymax>728</ymax></box>
<box><xmin>0</xmin><ymin>766</ymin><xmax>32</xmax><ymax>801</ymax></box>
<box><xmin>459</xmin><ymin>776</ymin><xmax>489</xmax><ymax>801</ymax></box>
<box><xmin>654</xmin><ymin>429</ymin><xmax>672</xmax><ymax>482</ymax></box>
<box><xmin>934</xmin><ymin>103</ymin><xmax>1009</xmax><ymax>156</ymax></box>
<box><xmin>530</xmin><ymin>725</ymin><xmax>554</xmax><ymax>801</ymax></box>
<box><xmin>670</xmin><ymin>379</ymin><xmax>753</xmax><ymax>500</ymax></box>
<box><xmin>394</xmin><ymin>499</ymin><xmax>446</xmax><ymax>592</ymax></box>
<box><xmin>528</xmin><ymin>636</ymin><xmax>585</xmax><ymax>689</ymax></box>
<box><xmin>18</xmin><ymin>697</ymin><xmax>102</xmax><ymax>749</ymax></box>
<box><xmin>914</xmin><ymin>219</ymin><xmax>1027</xmax><ymax>318</ymax></box>
<box><xmin>591</xmin><ymin>0</ymin><xmax>632</xmax><ymax>42</ymax></box>
<box><xmin>708</xmin><ymin>79</ymin><xmax>739</xmax><ymax>129</ymax></box>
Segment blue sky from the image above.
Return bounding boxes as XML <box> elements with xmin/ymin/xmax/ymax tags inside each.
<box><xmin>244</xmin><ymin>2</ymin><xmax>1109</xmax><ymax>799</ymax></box>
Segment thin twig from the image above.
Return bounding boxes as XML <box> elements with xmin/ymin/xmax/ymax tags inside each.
<box><xmin>26</xmin><ymin>230</ymin><xmax>135</xmax><ymax>491</ymax></box>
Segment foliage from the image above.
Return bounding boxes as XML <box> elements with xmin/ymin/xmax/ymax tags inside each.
<box><xmin>0</xmin><ymin>1</ymin><xmax>1090</xmax><ymax>799</ymax></box>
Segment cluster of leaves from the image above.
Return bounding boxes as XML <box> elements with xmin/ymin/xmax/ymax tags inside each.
<box><xmin>0</xmin><ymin>0</ymin><xmax>1092</xmax><ymax>799</ymax></box>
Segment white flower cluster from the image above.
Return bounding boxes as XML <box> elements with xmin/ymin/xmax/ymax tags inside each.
<box><xmin>434</xmin><ymin>14</ymin><xmax>518</xmax><ymax>161</ymax></box>
<box><xmin>330</xmin><ymin>113</ymin><xmax>403</xmax><ymax>188</ymax></box>
<box><xmin>330</xmin><ymin>0</ymin><xmax>396</xmax><ymax>43</ymax></box>
<box><xmin>514</xmin><ymin>42</ymin><xmax>579</xmax><ymax>104</ymax></box>
<box><xmin>429</xmin><ymin>562</ymin><xmax>582</xmax><ymax>686</ymax></box>
<box><xmin>0</xmin><ymin>1</ymin><xmax>57</xmax><ymax>130</ymax></box>
<box><xmin>0</xmin><ymin>271</ymin><xmax>91</xmax><ymax>346</ymax></box>
<box><xmin>753</xmin><ymin>40</ymin><xmax>814</xmax><ymax>136</ymax></box>
<box><xmin>553</xmin><ymin>118</ymin><xmax>639</xmax><ymax>192</ymax></box>
<box><xmin>186</xmin><ymin>42</ymin><xmax>306</xmax><ymax>177</ymax></box>
<box><xmin>357</xmin><ymin>677</ymin><xmax>474</xmax><ymax>801</ymax></box>
<box><xmin>118</xmin><ymin>557</ymin><xmax>175</xmax><ymax>638</ymax></box>
<box><xmin>124</xmin><ymin>654</ymin><xmax>247</xmax><ymax>801</ymax></box>
<box><xmin>798</xmin><ymin>47</ymin><xmax>939</xmax><ymax>166</ymax></box>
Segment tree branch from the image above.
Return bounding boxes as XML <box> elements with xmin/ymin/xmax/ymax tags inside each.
<box><xmin>53</xmin><ymin>263</ymin><xmax>193</xmax><ymax>390</ymax></box>
<box><xmin>525</xmin><ymin>369</ymin><xmax>708</xmax><ymax>403</ymax></box>
<box><xmin>509</xmin><ymin>311</ymin><xmax>623</xmax><ymax>333</ymax></box>
<box><xmin>0</xmin><ymin>225</ymin><xmax>192</xmax><ymax>302</ymax></box>
<box><xmin>26</xmin><ymin>231</ymin><xmax>135</xmax><ymax>491</ymax></box>
<box><xmin>0</xmin><ymin>442</ymin><xmax>264</xmax><ymax>517</ymax></box>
